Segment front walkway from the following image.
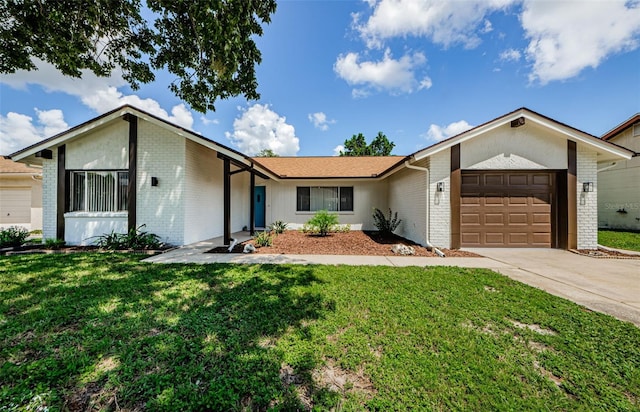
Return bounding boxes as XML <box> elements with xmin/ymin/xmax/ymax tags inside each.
<box><xmin>146</xmin><ymin>238</ymin><xmax>640</xmax><ymax>327</ymax></box>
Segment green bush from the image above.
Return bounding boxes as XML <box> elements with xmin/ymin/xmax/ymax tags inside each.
<box><xmin>44</xmin><ymin>238</ymin><xmax>66</xmax><ymax>250</ymax></box>
<box><xmin>254</xmin><ymin>230</ymin><xmax>273</xmax><ymax>247</ymax></box>
<box><xmin>373</xmin><ymin>208</ymin><xmax>402</xmax><ymax>236</ymax></box>
<box><xmin>306</xmin><ymin>210</ymin><xmax>339</xmax><ymax>236</ymax></box>
<box><xmin>92</xmin><ymin>225</ymin><xmax>161</xmax><ymax>250</ymax></box>
<box><xmin>0</xmin><ymin>226</ymin><xmax>29</xmax><ymax>248</ymax></box>
<box><xmin>269</xmin><ymin>220</ymin><xmax>288</xmax><ymax>234</ymax></box>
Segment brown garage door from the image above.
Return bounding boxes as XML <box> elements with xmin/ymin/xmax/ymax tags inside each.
<box><xmin>460</xmin><ymin>171</ymin><xmax>554</xmax><ymax>247</ymax></box>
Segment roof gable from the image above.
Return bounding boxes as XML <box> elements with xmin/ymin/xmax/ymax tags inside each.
<box><xmin>411</xmin><ymin>107</ymin><xmax>634</xmax><ymax>162</ymax></box>
<box><xmin>601</xmin><ymin>113</ymin><xmax>640</xmax><ymax>141</ymax></box>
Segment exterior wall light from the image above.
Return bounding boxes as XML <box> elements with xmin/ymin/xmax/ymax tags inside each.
<box><xmin>582</xmin><ymin>182</ymin><xmax>593</xmax><ymax>192</ymax></box>
<box><xmin>437</xmin><ymin>182</ymin><xmax>445</xmax><ymax>192</ymax></box>
<box><xmin>151</xmin><ymin>177</ymin><xmax>159</xmax><ymax>187</ymax></box>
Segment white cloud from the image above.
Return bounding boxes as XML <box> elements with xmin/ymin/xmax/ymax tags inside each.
<box><xmin>308</xmin><ymin>112</ymin><xmax>336</xmax><ymax>131</ymax></box>
<box><xmin>333</xmin><ymin>145</ymin><xmax>344</xmax><ymax>156</ymax></box>
<box><xmin>522</xmin><ymin>0</ymin><xmax>640</xmax><ymax>84</ymax></box>
<box><xmin>225</xmin><ymin>104</ymin><xmax>300</xmax><ymax>156</ymax></box>
<box><xmin>200</xmin><ymin>116</ymin><xmax>219</xmax><ymax>126</ymax></box>
<box><xmin>1</xmin><ymin>59</ymin><xmax>194</xmax><ymax>129</ymax></box>
<box><xmin>355</xmin><ymin>0</ymin><xmax>515</xmax><ymax>49</ymax></box>
<box><xmin>334</xmin><ymin>49</ymin><xmax>431</xmax><ymax>96</ymax></box>
<box><xmin>500</xmin><ymin>48</ymin><xmax>522</xmax><ymax>62</ymax></box>
<box><xmin>426</xmin><ymin>120</ymin><xmax>474</xmax><ymax>142</ymax></box>
<box><xmin>0</xmin><ymin>108</ymin><xmax>69</xmax><ymax>154</ymax></box>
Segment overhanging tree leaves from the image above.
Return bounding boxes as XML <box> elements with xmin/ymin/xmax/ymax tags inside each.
<box><xmin>0</xmin><ymin>0</ymin><xmax>277</xmax><ymax>113</ymax></box>
<box><xmin>340</xmin><ymin>132</ymin><xmax>395</xmax><ymax>156</ymax></box>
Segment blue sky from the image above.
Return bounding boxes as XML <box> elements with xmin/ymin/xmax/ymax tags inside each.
<box><xmin>2</xmin><ymin>0</ymin><xmax>640</xmax><ymax>157</ymax></box>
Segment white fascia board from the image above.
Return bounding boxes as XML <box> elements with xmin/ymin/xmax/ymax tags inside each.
<box><xmin>525</xmin><ymin>112</ymin><xmax>633</xmax><ymax>160</ymax></box>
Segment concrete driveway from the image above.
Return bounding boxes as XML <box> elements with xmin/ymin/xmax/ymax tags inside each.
<box><xmin>465</xmin><ymin>248</ymin><xmax>640</xmax><ymax>327</ymax></box>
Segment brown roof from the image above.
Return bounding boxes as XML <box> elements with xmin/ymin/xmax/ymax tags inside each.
<box><xmin>251</xmin><ymin>156</ymin><xmax>407</xmax><ymax>179</ymax></box>
<box><xmin>0</xmin><ymin>157</ymin><xmax>41</xmax><ymax>174</ymax></box>
<box><xmin>601</xmin><ymin>113</ymin><xmax>640</xmax><ymax>141</ymax></box>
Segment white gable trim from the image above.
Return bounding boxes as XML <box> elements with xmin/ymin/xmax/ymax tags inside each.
<box><xmin>412</xmin><ymin>108</ymin><xmax>633</xmax><ymax>162</ymax></box>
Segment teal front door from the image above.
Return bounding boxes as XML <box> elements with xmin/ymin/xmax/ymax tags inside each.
<box><xmin>254</xmin><ymin>186</ymin><xmax>266</xmax><ymax>228</ymax></box>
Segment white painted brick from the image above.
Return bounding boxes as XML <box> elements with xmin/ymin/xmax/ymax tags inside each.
<box><xmin>577</xmin><ymin>144</ymin><xmax>598</xmax><ymax>249</ymax></box>
<box><xmin>429</xmin><ymin>150</ymin><xmax>451</xmax><ymax>248</ymax></box>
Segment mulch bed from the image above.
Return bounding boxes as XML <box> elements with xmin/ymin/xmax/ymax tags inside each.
<box><xmin>208</xmin><ymin>230</ymin><xmax>480</xmax><ymax>257</ymax></box>
<box><xmin>571</xmin><ymin>248</ymin><xmax>640</xmax><ymax>259</ymax></box>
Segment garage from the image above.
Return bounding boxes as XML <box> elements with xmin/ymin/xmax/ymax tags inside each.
<box><xmin>0</xmin><ymin>188</ymin><xmax>31</xmax><ymax>225</ymax></box>
<box><xmin>460</xmin><ymin>171</ymin><xmax>554</xmax><ymax>247</ymax></box>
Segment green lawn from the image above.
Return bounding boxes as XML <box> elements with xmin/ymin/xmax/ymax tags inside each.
<box><xmin>1</xmin><ymin>254</ymin><xmax>638</xmax><ymax>411</ymax></box>
<box><xmin>599</xmin><ymin>230</ymin><xmax>640</xmax><ymax>252</ymax></box>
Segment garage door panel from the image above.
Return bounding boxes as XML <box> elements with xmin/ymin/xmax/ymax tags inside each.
<box><xmin>461</xmin><ymin>213</ymin><xmax>481</xmax><ymax>224</ymax></box>
<box><xmin>0</xmin><ymin>188</ymin><xmax>31</xmax><ymax>224</ymax></box>
<box><xmin>460</xmin><ymin>171</ymin><xmax>553</xmax><ymax>248</ymax></box>
<box><xmin>508</xmin><ymin>213</ymin><xmax>527</xmax><ymax>225</ymax></box>
<box><xmin>485</xmin><ymin>213</ymin><xmax>504</xmax><ymax>225</ymax></box>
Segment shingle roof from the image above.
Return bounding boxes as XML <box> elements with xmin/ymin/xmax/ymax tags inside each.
<box><xmin>251</xmin><ymin>156</ymin><xmax>407</xmax><ymax>179</ymax></box>
<box><xmin>0</xmin><ymin>157</ymin><xmax>41</xmax><ymax>174</ymax></box>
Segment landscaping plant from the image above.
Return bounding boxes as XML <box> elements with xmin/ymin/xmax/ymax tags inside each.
<box><xmin>44</xmin><ymin>238</ymin><xmax>66</xmax><ymax>250</ymax></box>
<box><xmin>305</xmin><ymin>210</ymin><xmax>339</xmax><ymax>236</ymax></box>
<box><xmin>254</xmin><ymin>230</ymin><xmax>273</xmax><ymax>247</ymax></box>
<box><xmin>373</xmin><ymin>208</ymin><xmax>402</xmax><ymax>237</ymax></box>
<box><xmin>92</xmin><ymin>224</ymin><xmax>161</xmax><ymax>250</ymax></box>
<box><xmin>0</xmin><ymin>226</ymin><xmax>29</xmax><ymax>248</ymax></box>
<box><xmin>269</xmin><ymin>220</ymin><xmax>288</xmax><ymax>234</ymax></box>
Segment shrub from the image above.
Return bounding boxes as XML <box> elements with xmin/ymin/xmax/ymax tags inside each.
<box><xmin>254</xmin><ymin>230</ymin><xmax>273</xmax><ymax>247</ymax></box>
<box><xmin>373</xmin><ymin>208</ymin><xmax>402</xmax><ymax>236</ymax></box>
<box><xmin>0</xmin><ymin>226</ymin><xmax>29</xmax><ymax>248</ymax></box>
<box><xmin>92</xmin><ymin>225</ymin><xmax>161</xmax><ymax>250</ymax></box>
<box><xmin>44</xmin><ymin>238</ymin><xmax>66</xmax><ymax>250</ymax></box>
<box><xmin>269</xmin><ymin>220</ymin><xmax>288</xmax><ymax>234</ymax></box>
<box><xmin>306</xmin><ymin>210</ymin><xmax>339</xmax><ymax>237</ymax></box>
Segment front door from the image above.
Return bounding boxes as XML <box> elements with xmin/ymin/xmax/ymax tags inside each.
<box><xmin>254</xmin><ymin>186</ymin><xmax>266</xmax><ymax>228</ymax></box>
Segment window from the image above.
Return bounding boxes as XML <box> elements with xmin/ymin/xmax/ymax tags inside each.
<box><xmin>296</xmin><ymin>186</ymin><xmax>353</xmax><ymax>212</ymax></box>
<box><xmin>70</xmin><ymin>171</ymin><xmax>129</xmax><ymax>212</ymax></box>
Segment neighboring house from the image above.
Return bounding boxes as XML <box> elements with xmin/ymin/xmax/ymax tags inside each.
<box><xmin>9</xmin><ymin>105</ymin><xmax>634</xmax><ymax>249</ymax></box>
<box><xmin>599</xmin><ymin>114</ymin><xmax>640</xmax><ymax>231</ymax></box>
<box><xmin>0</xmin><ymin>157</ymin><xmax>43</xmax><ymax>231</ymax></box>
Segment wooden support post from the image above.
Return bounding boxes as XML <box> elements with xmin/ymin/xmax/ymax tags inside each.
<box><xmin>250</xmin><ymin>171</ymin><xmax>256</xmax><ymax>235</ymax></box>
<box><xmin>126</xmin><ymin>115</ymin><xmax>138</xmax><ymax>232</ymax></box>
<box><xmin>56</xmin><ymin>145</ymin><xmax>66</xmax><ymax>240</ymax></box>
<box><xmin>224</xmin><ymin>157</ymin><xmax>231</xmax><ymax>245</ymax></box>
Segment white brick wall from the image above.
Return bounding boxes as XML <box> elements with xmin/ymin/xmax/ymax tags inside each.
<box><xmin>577</xmin><ymin>144</ymin><xmax>598</xmax><ymax>249</ymax></box>
<box><xmin>388</xmin><ymin>160</ymin><xmax>427</xmax><ymax>246</ymax></box>
<box><xmin>42</xmin><ymin>153</ymin><xmax>57</xmax><ymax>241</ymax></box>
<box><xmin>66</xmin><ymin>121</ymin><xmax>129</xmax><ymax>169</ymax></box>
<box><xmin>137</xmin><ymin>120</ymin><xmax>186</xmax><ymax>246</ymax></box>
<box><xmin>429</xmin><ymin>150</ymin><xmax>451</xmax><ymax>248</ymax></box>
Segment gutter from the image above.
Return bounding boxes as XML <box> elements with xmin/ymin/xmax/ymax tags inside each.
<box><xmin>404</xmin><ymin>161</ymin><xmax>446</xmax><ymax>257</ymax></box>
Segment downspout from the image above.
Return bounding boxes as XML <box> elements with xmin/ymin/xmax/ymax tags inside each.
<box><xmin>404</xmin><ymin>161</ymin><xmax>446</xmax><ymax>257</ymax></box>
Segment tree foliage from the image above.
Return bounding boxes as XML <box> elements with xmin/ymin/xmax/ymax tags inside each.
<box><xmin>255</xmin><ymin>149</ymin><xmax>279</xmax><ymax>157</ymax></box>
<box><xmin>340</xmin><ymin>132</ymin><xmax>395</xmax><ymax>156</ymax></box>
<box><xmin>0</xmin><ymin>0</ymin><xmax>277</xmax><ymax>113</ymax></box>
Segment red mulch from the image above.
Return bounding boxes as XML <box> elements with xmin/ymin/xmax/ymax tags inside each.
<box><xmin>208</xmin><ymin>230</ymin><xmax>480</xmax><ymax>257</ymax></box>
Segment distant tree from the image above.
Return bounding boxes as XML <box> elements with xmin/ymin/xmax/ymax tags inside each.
<box><xmin>368</xmin><ymin>132</ymin><xmax>395</xmax><ymax>156</ymax></box>
<box><xmin>340</xmin><ymin>132</ymin><xmax>395</xmax><ymax>156</ymax></box>
<box><xmin>256</xmin><ymin>149</ymin><xmax>279</xmax><ymax>157</ymax></box>
<box><xmin>0</xmin><ymin>0</ymin><xmax>277</xmax><ymax>113</ymax></box>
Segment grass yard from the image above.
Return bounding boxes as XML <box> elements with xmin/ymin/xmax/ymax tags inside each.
<box><xmin>1</xmin><ymin>254</ymin><xmax>639</xmax><ymax>411</ymax></box>
<box><xmin>598</xmin><ymin>230</ymin><xmax>640</xmax><ymax>252</ymax></box>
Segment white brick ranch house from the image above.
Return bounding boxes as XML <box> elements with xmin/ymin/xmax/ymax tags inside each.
<box><xmin>9</xmin><ymin>105</ymin><xmax>634</xmax><ymax>249</ymax></box>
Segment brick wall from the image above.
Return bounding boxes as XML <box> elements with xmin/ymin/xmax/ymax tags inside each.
<box><xmin>42</xmin><ymin>154</ymin><xmax>57</xmax><ymax>241</ymax></box>
<box><xmin>137</xmin><ymin>120</ymin><xmax>186</xmax><ymax>246</ymax></box>
<box><xmin>577</xmin><ymin>144</ymin><xmax>598</xmax><ymax>249</ymax></box>
<box><xmin>429</xmin><ymin>150</ymin><xmax>451</xmax><ymax>248</ymax></box>
<box><xmin>388</xmin><ymin>159</ymin><xmax>427</xmax><ymax>246</ymax></box>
